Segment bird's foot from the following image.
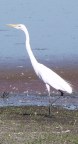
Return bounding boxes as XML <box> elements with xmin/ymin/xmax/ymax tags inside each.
<box><xmin>58</xmin><ymin>90</ymin><xmax>64</xmax><ymax>96</ymax></box>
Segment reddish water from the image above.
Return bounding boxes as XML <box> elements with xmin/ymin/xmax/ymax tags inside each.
<box><xmin>0</xmin><ymin>65</ymin><xmax>77</xmax><ymax>95</ymax></box>
<box><xmin>0</xmin><ymin>64</ymin><xmax>78</xmax><ymax>109</ymax></box>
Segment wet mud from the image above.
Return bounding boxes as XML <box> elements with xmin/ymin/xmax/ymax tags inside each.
<box><xmin>0</xmin><ymin>66</ymin><xmax>77</xmax><ymax>94</ymax></box>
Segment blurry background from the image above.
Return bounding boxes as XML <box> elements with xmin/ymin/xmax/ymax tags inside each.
<box><xmin>0</xmin><ymin>0</ymin><xmax>78</xmax><ymax>69</ymax></box>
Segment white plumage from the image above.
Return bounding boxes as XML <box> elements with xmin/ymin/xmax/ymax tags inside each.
<box><xmin>37</xmin><ymin>63</ymin><xmax>72</xmax><ymax>94</ymax></box>
<box><xmin>7</xmin><ymin>24</ymin><xmax>72</xmax><ymax>115</ymax></box>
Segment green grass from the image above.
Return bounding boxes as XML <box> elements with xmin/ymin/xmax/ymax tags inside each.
<box><xmin>0</xmin><ymin>106</ymin><xmax>78</xmax><ymax>144</ymax></box>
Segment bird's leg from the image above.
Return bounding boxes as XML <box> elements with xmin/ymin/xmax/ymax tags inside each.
<box><xmin>46</xmin><ymin>84</ymin><xmax>51</xmax><ymax>116</ymax></box>
<box><xmin>48</xmin><ymin>91</ymin><xmax>51</xmax><ymax>116</ymax></box>
<box><xmin>58</xmin><ymin>90</ymin><xmax>64</xmax><ymax>96</ymax></box>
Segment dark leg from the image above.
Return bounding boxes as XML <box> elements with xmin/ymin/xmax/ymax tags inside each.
<box><xmin>49</xmin><ymin>97</ymin><xmax>51</xmax><ymax>116</ymax></box>
<box><xmin>58</xmin><ymin>90</ymin><xmax>64</xmax><ymax>96</ymax></box>
<box><xmin>46</xmin><ymin>84</ymin><xmax>51</xmax><ymax>116</ymax></box>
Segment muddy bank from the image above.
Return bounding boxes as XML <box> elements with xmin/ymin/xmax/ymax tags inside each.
<box><xmin>0</xmin><ymin>65</ymin><xmax>77</xmax><ymax>94</ymax></box>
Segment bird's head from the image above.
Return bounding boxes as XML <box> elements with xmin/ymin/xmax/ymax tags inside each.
<box><xmin>7</xmin><ymin>24</ymin><xmax>25</xmax><ymax>31</ymax></box>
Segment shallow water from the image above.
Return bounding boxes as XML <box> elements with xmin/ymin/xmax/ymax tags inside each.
<box><xmin>0</xmin><ymin>66</ymin><xmax>78</xmax><ymax>109</ymax></box>
<box><xmin>0</xmin><ymin>1</ymin><xmax>78</xmax><ymax>108</ymax></box>
<box><xmin>0</xmin><ymin>93</ymin><xmax>78</xmax><ymax>110</ymax></box>
<box><xmin>0</xmin><ymin>0</ymin><xmax>78</xmax><ymax>67</ymax></box>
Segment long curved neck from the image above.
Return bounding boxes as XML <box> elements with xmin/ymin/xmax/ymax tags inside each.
<box><xmin>23</xmin><ymin>27</ymin><xmax>38</xmax><ymax>69</ymax></box>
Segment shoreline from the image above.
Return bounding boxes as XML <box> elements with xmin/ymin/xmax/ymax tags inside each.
<box><xmin>0</xmin><ymin>62</ymin><xmax>77</xmax><ymax>94</ymax></box>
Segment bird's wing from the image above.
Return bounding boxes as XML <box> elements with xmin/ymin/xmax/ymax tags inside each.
<box><xmin>37</xmin><ymin>63</ymin><xmax>72</xmax><ymax>93</ymax></box>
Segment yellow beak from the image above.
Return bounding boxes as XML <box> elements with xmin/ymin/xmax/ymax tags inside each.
<box><xmin>7</xmin><ymin>24</ymin><xmax>18</xmax><ymax>28</ymax></box>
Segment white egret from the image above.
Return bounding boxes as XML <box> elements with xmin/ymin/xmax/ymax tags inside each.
<box><xmin>7</xmin><ymin>24</ymin><xmax>72</xmax><ymax>115</ymax></box>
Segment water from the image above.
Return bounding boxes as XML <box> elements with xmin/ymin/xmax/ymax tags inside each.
<box><xmin>0</xmin><ymin>0</ymin><xmax>78</xmax><ymax>67</ymax></box>
<box><xmin>0</xmin><ymin>94</ymin><xmax>78</xmax><ymax>110</ymax></box>
<box><xmin>0</xmin><ymin>0</ymin><xmax>78</xmax><ymax>108</ymax></box>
